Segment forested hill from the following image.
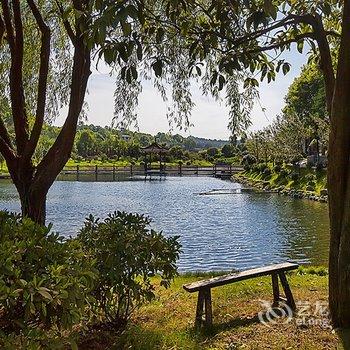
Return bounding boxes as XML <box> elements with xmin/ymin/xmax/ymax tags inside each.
<box><xmin>189</xmin><ymin>136</ymin><xmax>229</xmax><ymax>149</ymax></box>
<box><xmin>74</xmin><ymin>124</ymin><xmax>229</xmax><ymax>151</ymax></box>
<box><xmin>21</xmin><ymin>123</ymin><xmax>231</xmax><ymax>164</ymax></box>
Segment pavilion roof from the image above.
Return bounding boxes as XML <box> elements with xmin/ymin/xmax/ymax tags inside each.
<box><xmin>141</xmin><ymin>142</ymin><xmax>169</xmax><ymax>154</ymax></box>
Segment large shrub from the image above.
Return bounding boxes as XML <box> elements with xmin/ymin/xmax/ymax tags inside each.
<box><xmin>0</xmin><ymin>211</ymin><xmax>96</xmax><ymax>347</ymax></box>
<box><xmin>241</xmin><ymin>154</ymin><xmax>257</xmax><ymax>167</ymax></box>
<box><xmin>273</xmin><ymin>164</ymin><xmax>282</xmax><ymax>173</ymax></box>
<box><xmin>290</xmin><ymin>171</ymin><xmax>299</xmax><ymax>181</ymax></box>
<box><xmin>305</xmin><ymin>173</ymin><xmax>316</xmax><ymax>182</ymax></box>
<box><xmin>256</xmin><ymin>162</ymin><xmax>268</xmax><ymax>173</ymax></box>
<box><xmin>77</xmin><ymin>211</ymin><xmax>181</xmax><ymax>326</ymax></box>
<box><xmin>262</xmin><ymin>167</ymin><xmax>272</xmax><ymax>178</ymax></box>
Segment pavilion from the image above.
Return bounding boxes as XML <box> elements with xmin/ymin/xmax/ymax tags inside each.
<box><xmin>140</xmin><ymin>142</ymin><xmax>169</xmax><ymax>178</ymax></box>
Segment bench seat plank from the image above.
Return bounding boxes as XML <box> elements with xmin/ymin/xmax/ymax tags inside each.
<box><xmin>183</xmin><ymin>262</ymin><xmax>298</xmax><ymax>293</ymax></box>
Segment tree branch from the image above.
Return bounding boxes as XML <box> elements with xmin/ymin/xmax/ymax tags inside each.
<box><xmin>9</xmin><ymin>0</ymin><xmax>29</xmax><ymax>154</ymax></box>
<box><xmin>219</xmin><ymin>14</ymin><xmax>311</xmax><ymax>51</ymax></box>
<box><xmin>24</xmin><ymin>0</ymin><xmax>51</xmax><ymax>160</ymax></box>
<box><xmin>311</xmin><ymin>14</ymin><xmax>335</xmax><ymax>116</ymax></box>
<box><xmin>0</xmin><ymin>116</ymin><xmax>13</xmax><ymax>148</ymax></box>
<box><xmin>34</xmin><ymin>4</ymin><xmax>91</xmax><ymax>192</ymax></box>
<box><xmin>0</xmin><ymin>14</ymin><xmax>5</xmax><ymax>44</ymax></box>
<box><xmin>55</xmin><ymin>0</ymin><xmax>76</xmax><ymax>45</ymax></box>
<box><xmin>0</xmin><ymin>135</ymin><xmax>15</xmax><ymax>163</ymax></box>
<box><xmin>231</xmin><ymin>32</ymin><xmax>315</xmax><ymax>57</ymax></box>
<box><xmin>0</xmin><ymin>0</ymin><xmax>15</xmax><ymax>51</ymax></box>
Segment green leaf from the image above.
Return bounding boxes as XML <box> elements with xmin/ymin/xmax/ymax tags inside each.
<box><xmin>121</xmin><ymin>21</ymin><xmax>132</xmax><ymax>36</ymax></box>
<box><xmin>218</xmin><ymin>75</ymin><xmax>225</xmax><ymax>91</ymax></box>
<box><xmin>156</xmin><ymin>27</ymin><xmax>165</xmax><ymax>43</ymax></box>
<box><xmin>38</xmin><ymin>288</ymin><xmax>53</xmax><ymax>301</ymax></box>
<box><xmin>104</xmin><ymin>49</ymin><xmax>115</xmax><ymax>65</ymax></box>
<box><xmin>210</xmin><ymin>71</ymin><xmax>218</xmax><ymax>86</ymax></box>
<box><xmin>136</xmin><ymin>43</ymin><xmax>143</xmax><ymax>60</ymax></box>
<box><xmin>152</xmin><ymin>59</ymin><xmax>163</xmax><ymax>77</ymax></box>
<box><xmin>131</xmin><ymin>66</ymin><xmax>138</xmax><ymax>80</ymax></box>
<box><xmin>297</xmin><ymin>40</ymin><xmax>304</xmax><ymax>53</ymax></box>
<box><xmin>282</xmin><ymin>62</ymin><xmax>291</xmax><ymax>75</ymax></box>
<box><xmin>264</xmin><ymin>0</ymin><xmax>277</xmax><ymax>19</ymax></box>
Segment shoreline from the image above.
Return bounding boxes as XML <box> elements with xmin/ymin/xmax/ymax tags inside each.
<box><xmin>233</xmin><ymin>173</ymin><xmax>328</xmax><ymax>203</ymax></box>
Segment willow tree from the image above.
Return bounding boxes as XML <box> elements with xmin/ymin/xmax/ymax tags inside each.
<box><xmin>113</xmin><ymin>0</ymin><xmax>349</xmax><ymax>326</ymax></box>
<box><xmin>0</xmin><ymin>1</ymin><xmax>147</xmax><ymax>224</ymax></box>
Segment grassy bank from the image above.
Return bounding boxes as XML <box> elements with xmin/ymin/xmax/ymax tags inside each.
<box><xmin>235</xmin><ymin>163</ymin><xmax>327</xmax><ymax>197</ymax></box>
<box><xmin>79</xmin><ymin>267</ymin><xmax>347</xmax><ymax>350</ymax></box>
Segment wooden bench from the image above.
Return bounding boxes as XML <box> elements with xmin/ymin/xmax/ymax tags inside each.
<box><xmin>183</xmin><ymin>262</ymin><xmax>299</xmax><ymax>328</ymax></box>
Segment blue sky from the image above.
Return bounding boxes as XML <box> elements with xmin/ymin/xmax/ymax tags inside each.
<box><xmin>57</xmin><ymin>48</ymin><xmax>307</xmax><ymax>140</ymax></box>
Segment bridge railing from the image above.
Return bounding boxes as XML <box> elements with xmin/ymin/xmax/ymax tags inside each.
<box><xmin>60</xmin><ymin>164</ymin><xmax>243</xmax><ymax>177</ymax></box>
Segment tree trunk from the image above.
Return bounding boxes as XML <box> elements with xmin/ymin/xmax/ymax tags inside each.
<box><xmin>19</xmin><ymin>188</ymin><xmax>47</xmax><ymax>225</ymax></box>
<box><xmin>327</xmin><ymin>0</ymin><xmax>350</xmax><ymax>328</ymax></box>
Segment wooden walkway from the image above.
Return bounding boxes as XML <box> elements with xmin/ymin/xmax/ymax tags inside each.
<box><xmin>60</xmin><ymin>165</ymin><xmax>243</xmax><ymax>179</ymax></box>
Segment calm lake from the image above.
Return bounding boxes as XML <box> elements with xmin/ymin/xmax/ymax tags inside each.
<box><xmin>0</xmin><ymin>176</ymin><xmax>329</xmax><ymax>272</ymax></box>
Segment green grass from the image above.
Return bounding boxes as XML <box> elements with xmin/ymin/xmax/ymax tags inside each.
<box><xmin>79</xmin><ymin>268</ymin><xmax>343</xmax><ymax>350</ymax></box>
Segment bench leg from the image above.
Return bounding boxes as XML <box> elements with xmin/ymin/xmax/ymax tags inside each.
<box><xmin>278</xmin><ymin>272</ymin><xmax>296</xmax><ymax>310</ymax></box>
<box><xmin>204</xmin><ymin>288</ymin><xmax>213</xmax><ymax>327</ymax></box>
<box><xmin>195</xmin><ymin>290</ymin><xmax>205</xmax><ymax>328</ymax></box>
<box><xmin>271</xmin><ymin>273</ymin><xmax>279</xmax><ymax>307</ymax></box>
<box><xmin>195</xmin><ymin>288</ymin><xmax>213</xmax><ymax>328</ymax></box>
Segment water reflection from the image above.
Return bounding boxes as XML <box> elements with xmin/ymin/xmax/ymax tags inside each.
<box><xmin>0</xmin><ymin>176</ymin><xmax>329</xmax><ymax>272</ymax></box>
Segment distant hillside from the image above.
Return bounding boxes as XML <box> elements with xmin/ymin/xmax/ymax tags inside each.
<box><xmin>122</xmin><ymin>130</ymin><xmax>230</xmax><ymax>151</ymax></box>
<box><xmin>190</xmin><ymin>136</ymin><xmax>229</xmax><ymax>149</ymax></box>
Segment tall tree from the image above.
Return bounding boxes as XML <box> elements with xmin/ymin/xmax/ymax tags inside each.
<box><xmin>0</xmin><ymin>1</ymin><xmax>145</xmax><ymax>224</ymax></box>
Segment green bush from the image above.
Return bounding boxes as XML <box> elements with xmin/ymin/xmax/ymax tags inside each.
<box><xmin>77</xmin><ymin>211</ymin><xmax>181</xmax><ymax>326</ymax></box>
<box><xmin>262</xmin><ymin>168</ymin><xmax>272</xmax><ymax>178</ymax></box>
<box><xmin>315</xmin><ymin>162</ymin><xmax>324</xmax><ymax>171</ymax></box>
<box><xmin>307</xmin><ymin>180</ymin><xmax>316</xmax><ymax>187</ymax></box>
<box><xmin>251</xmin><ymin>162</ymin><xmax>268</xmax><ymax>174</ymax></box>
<box><xmin>241</xmin><ymin>154</ymin><xmax>257</xmax><ymax>167</ymax></box>
<box><xmin>305</xmin><ymin>173</ymin><xmax>316</xmax><ymax>182</ymax></box>
<box><xmin>273</xmin><ymin>164</ymin><xmax>282</xmax><ymax>173</ymax></box>
<box><xmin>306</xmin><ymin>185</ymin><xmax>315</xmax><ymax>191</ymax></box>
<box><xmin>243</xmin><ymin>163</ymin><xmax>251</xmax><ymax>171</ymax></box>
<box><xmin>0</xmin><ymin>211</ymin><xmax>96</xmax><ymax>347</ymax></box>
<box><xmin>279</xmin><ymin>168</ymin><xmax>289</xmax><ymax>178</ymax></box>
<box><xmin>290</xmin><ymin>171</ymin><xmax>299</xmax><ymax>181</ymax></box>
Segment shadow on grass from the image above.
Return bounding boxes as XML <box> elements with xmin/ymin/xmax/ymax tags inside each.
<box><xmin>102</xmin><ymin>315</ymin><xmax>262</xmax><ymax>350</ymax></box>
<box><xmin>192</xmin><ymin>313</ymin><xmax>261</xmax><ymax>338</ymax></box>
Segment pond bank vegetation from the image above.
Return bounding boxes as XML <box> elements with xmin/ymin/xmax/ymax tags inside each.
<box><xmin>235</xmin><ymin>161</ymin><xmax>328</xmax><ymax>203</ymax></box>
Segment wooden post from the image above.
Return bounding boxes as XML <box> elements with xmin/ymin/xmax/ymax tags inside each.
<box><xmin>95</xmin><ymin>165</ymin><xmax>98</xmax><ymax>181</ymax></box>
<box><xmin>271</xmin><ymin>273</ymin><xmax>279</xmax><ymax>306</ymax></box>
<box><xmin>194</xmin><ymin>288</ymin><xmax>213</xmax><ymax>329</ymax></box>
<box><xmin>113</xmin><ymin>165</ymin><xmax>115</xmax><ymax>181</ymax></box>
<box><xmin>76</xmin><ymin>165</ymin><xmax>79</xmax><ymax>181</ymax></box>
<box><xmin>204</xmin><ymin>288</ymin><xmax>213</xmax><ymax>327</ymax></box>
<box><xmin>195</xmin><ymin>165</ymin><xmax>199</xmax><ymax>175</ymax></box>
<box><xmin>130</xmin><ymin>164</ymin><xmax>133</xmax><ymax>176</ymax></box>
<box><xmin>195</xmin><ymin>290</ymin><xmax>205</xmax><ymax>329</ymax></box>
<box><xmin>278</xmin><ymin>272</ymin><xmax>296</xmax><ymax>310</ymax></box>
<box><xmin>179</xmin><ymin>163</ymin><xmax>182</xmax><ymax>176</ymax></box>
